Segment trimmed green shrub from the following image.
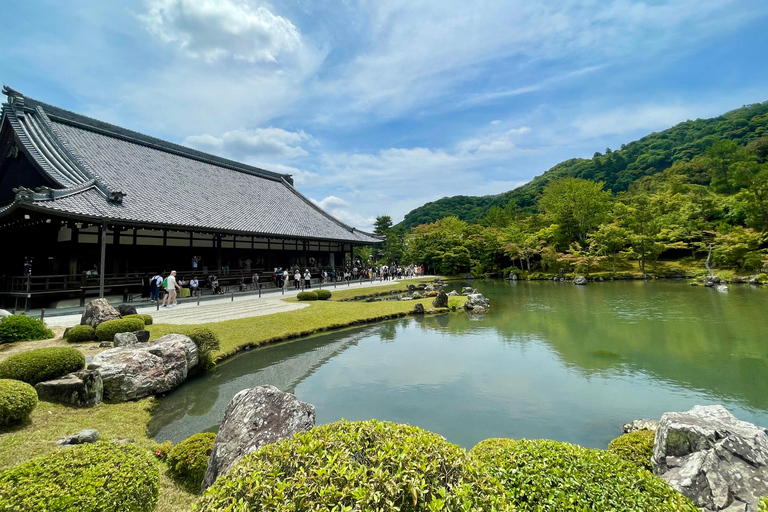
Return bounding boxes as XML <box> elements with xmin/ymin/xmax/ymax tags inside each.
<box><xmin>471</xmin><ymin>438</ymin><xmax>697</xmax><ymax>511</ymax></box>
<box><xmin>153</xmin><ymin>440</ymin><xmax>173</xmax><ymax>462</ymax></box>
<box><xmin>315</xmin><ymin>289</ymin><xmax>332</xmax><ymax>300</ymax></box>
<box><xmin>296</xmin><ymin>291</ymin><xmax>318</xmax><ymax>301</ymax></box>
<box><xmin>65</xmin><ymin>324</ymin><xmax>96</xmax><ymax>343</ymax></box>
<box><xmin>0</xmin><ymin>315</ymin><xmax>54</xmax><ymax>343</ymax></box>
<box><xmin>0</xmin><ymin>441</ymin><xmax>159</xmax><ymax>512</ymax></box>
<box><xmin>0</xmin><ymin>379</ymin><xmax>37</xmax><ymax>426</ymax></box>
<box><xmin>0</xmin><ymin>347</ymin><xmax>84</xmax><ymax>385</ymax></box>
<box><xmin>608</xmin><ymin>430</ymin><xmax>656</xmax><ymax>471</ymax></box>
<box><xmin>94</xmin><ymin>317</ymin><xmax>145</xmax><ymax>341</ymax></box>
<box><xmin>167</xmin><ymin>432</ymin><xmax>216</xmax><ymax>492</ymax></box>
<box><xmin>123</xmin><ymin>314</ymin><xmax>153</xmax><ymax>325</ymax></box>
<box><xmin>187</xmin><ymin>327</ymin><xmax>220</xmax><ymax>372</ymax></box>
<box><xmin>196</xmin><ymin>419</ymin><xmax>509</xmax><ymax>511</ymax></box>
<box><xmin>759</xmin><ymin>496</ymin><xmax>767</xmax><ymax>511</ymax></box>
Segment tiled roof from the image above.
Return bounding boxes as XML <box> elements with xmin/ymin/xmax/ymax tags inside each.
<box><xmin>0</xmin><ymin>87</ymin><xmax>381</xmax><ymax>244</ymax></box>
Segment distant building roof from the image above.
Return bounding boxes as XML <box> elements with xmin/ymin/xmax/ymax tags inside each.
<box><xmin>0</xmin><ymin>86</ymin><xmax>381</xmax><ymax>244</ymax></box>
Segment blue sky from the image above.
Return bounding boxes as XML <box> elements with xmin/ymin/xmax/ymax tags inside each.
<box><xmin>2</xmin><ymin>0</ymin><xmax>768</xmax><ymax>230</ymax></box>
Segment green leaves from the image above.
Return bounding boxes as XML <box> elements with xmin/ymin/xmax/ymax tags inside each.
<box><xmin>0</xmin><ymin>379</ymin><xmax>37</xmax><ymax>426</ymax></box>
<box><xmin>0</xmin><ymin>314</ymin><xmax>54</xmax><ymax>343</ymax></box>
<box><xmin>0</xmin><ymin>347</ymin><xmax>85</xmax><ymax>385</ymax></box>
<box><xmin>167</xmin><ymin>432</ymin><xmax>216</xmax><ymax>493</ymax></box>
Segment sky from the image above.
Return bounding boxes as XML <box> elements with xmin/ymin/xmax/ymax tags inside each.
<box><xmin>2</xmin><ymin>0</ymin><xmax>768</xmax><ymax>231</ymax></box>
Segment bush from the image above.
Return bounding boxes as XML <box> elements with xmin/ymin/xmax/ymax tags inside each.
<box><xmin>187</xmin><ymin>327</ymin><xmax>221</xmax><ymax>372</ymax></box>
<box><xmin>0</xmin><ymin>379</ymin><xmax>37</xmax><ymax>426</ymax></box>
<box><xmin>470</xmin><ymin>438</ymin><xmax>697</xmax><ymax>511</ymax></box>
<box><xmin>759</xmin><ymin>496</ymin><xmax>767</xmax><ymax>512</ymax></box>
<box><xmin>296</xmin><ymin>291</ymin><xmax>318</xmax><ymax>301</ymax></box>
<box><xmin>756</xmin><ymin>273</ymin><xmax>768</xmax><ymax>284</ymax></box>
<box><xmin>65</xmin><ymin>324</ymin><xmax>96</xmax><ymax>343</ymax></box>
<box><xmin>315</xmin><ymin>289</ymin><xmax>332</xmax><ymax>300</ymax></box>
<box><xmin>123</xmin><ymin>314</ymin><xmax>153</xmax><ymax>325</ymax></box>
<box><xmin>0</xmin><ymin>347</ymin><xmax>84</xmax><ymax>385</ymax></box>
<box><xmin>0</xmin><ymin>441</ymin><xmax>159</xmax><ymax>512</ymax></box>
<box><xmin>94</xmin><ymin>317</ymin><xmax>146</xmax><ymax>341</ymax></box>
<box><xmin>196</xmin><ymin>420</ymin><xmax>508</xmax><ymax>511</ymax></box>
<box><xmin>153</xmin><ymin>440</ymin><xmax>173</xmax><ymax>462</ymax></box>
<box><xmin>608</xmin><ymin>430</ymin><xmax>656</xmax><ymax>471</ymax></box>
<box><xmin>0</xmin><ymin>315</ymin><xmax>54</xmax><ymax>343</ymax></box>
<box><xmin>167</xmin><ymin>432</ymin><xmax>216</xmax><ymax>492</ymax></box>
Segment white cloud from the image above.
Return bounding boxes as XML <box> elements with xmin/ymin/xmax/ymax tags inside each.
<box><xmin>184</xmin><ymin>127</ymin><xmax>311</xmax><ymax>159</ymax></box>
<box><xmin>310</xmin><ymin>195</ymin><xmax>349</xmax><ymax>210</ymax></box>
<box><xmin>139</xmin><ymin>0</ymin><xmax>302</xmax><ymax>63</ymax></box>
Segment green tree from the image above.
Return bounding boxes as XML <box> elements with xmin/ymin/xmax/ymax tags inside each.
<box><xmin>539</xmin><ymin>178</ymin><xmax>613</xmax><ymax>243</ymax></box>
<box><xmin>590</xmin><ymin>223</ymin><xmax>629</xmax><ymax>274</ymax></box>
<box><xmin>373</xmin><ymin>215</ymin><xmax>393</xmax><ymax>236</ymax></box>
<box><xmin>615</xmin><ymin>194</ymin><xmax>662</xmax><ymax>275</ymax></box>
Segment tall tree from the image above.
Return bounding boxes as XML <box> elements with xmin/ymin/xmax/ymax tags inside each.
<box><xmin>373</xmin><ymin>215</ymin><xmax>393</xmax><ymax>236</ymax></box>
<box><xmin>539</xmin><ymin>178</ymin><xmax>613</xmax><ymax>244</ymax></box>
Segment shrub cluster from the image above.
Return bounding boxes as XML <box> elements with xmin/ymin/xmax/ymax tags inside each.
<box><xmin>470</xmin><ymin>438</ymin><xmax>697</xmax><ymax>511</ymax></box>
<box><xmin>167</xmin><ymin>432</ymin><xmax>216</xmax><ymax>493</ymax></box>
<box><xmin>123</xmin><ymin>314</ymin><xmax>153</xmax><ymax>325</ymax></box>
<box><xmin>759</xmin><ymin>496</ymin><xmax>767</xmax><ymax>511</ymax></box>
<box><xmin>315</xmin><ymin>289</ymin><xmax>332</xmax><ymax>300</ymax></box>
<box><xmin>296</xmin><ymin>291</ymin><xmax>318</xmax><ymax>301</ymax></box>
<box><xmin>196</xmin><ymin>419</ymin><xmax>508</xmax><ymax>511</ymax></box>
<box><xmin>0</xmin><ymin>347</ymin><xmax>85</xmax><ymax>385</ymax></box>
<box><xmin>187</xmin><ymin>327</ymin><xmax>221</xmax><ymax>372</ymax></box>
<box><xmin>608</xmin><ymin>430</ymin><xmax>656</xmax><ymax>471</ymax></box>
<box><xmin>94</xmin><ymin>317</ymin><xmax>146</xmax><ymax>341</ymax></box>
<box><xmin>0</xmin><ymin>315</ymin><xmax>54</xmax><ymax>343</ymax></box>
<box><xmin>66</xmin><ymin>324</ymin><xmax>96</xmax><ymax>343</ymax></box>
<box><xmin>0</xmin><ymin>379</ymin><xmax>38</xmax><ymax>426</ymax></box>
<box><xmin>0</xmin><ymin>441</ymin><xmax>159</xmax><ymax>512</ymax></box>
<box><xmin>153</xmin><ymin>440</ymin><xmax>173</xmax><ymax>462</ymax></box>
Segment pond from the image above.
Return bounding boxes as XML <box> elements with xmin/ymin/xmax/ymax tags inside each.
<box><xmin>148</xmin><ymin>280</ymin><xmax>768</xmax><ymax>450</ymax></box>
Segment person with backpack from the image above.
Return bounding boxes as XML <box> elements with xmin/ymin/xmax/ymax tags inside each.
<box><xmin>150</xmin><ymin>272</ymin><xmax>162</xmax><ymax>302</ymax></box>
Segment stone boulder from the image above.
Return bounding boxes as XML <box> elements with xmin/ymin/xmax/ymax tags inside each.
<box><xmin>411</xmin><ymin>292</ymin><xmax>422</xmax><ymax>299</ymax></box>
<box><xmin>56</xmin><ymin>429</ymin><xmax>100</xmax><ymax>446</ymax></box>
<box><xmin>432</xmin><ymin>291</ymin><xmax>448</xmax><ymax>308</ymax></box>
<box><xmin>704</xmin><ymin>276</ymin><xmax>721</xmax><ymax>288</ymax></box>
<box><xmin>0</xmin><ymin>309</ymin><xmax>11</xmax><ymax>318</ymax></box>
<box><xmin>113</xmin><ymin>330</ymin><xmax>150</xmax><ymax>347</ymax></box>
<box><xmin>652</xmin><ymin>405</ymin><xmax>768</xmax><ymax>511</ymax></box>
<box><xmin>202</xmin><ymin>385</ymin><xmax>315</xmax><ymax>490</ymax></box>
<box><xmin>116</xmin><ymin>304</ymin><xmax>138</xmax><ymax>316</ymax></box>
<box><xmin>622</xmin><ymin>418</ymin><xmax>659</xmax><ymax>434</ymax></box>
<box><xmin>447</xmin><ymin>290</ymin><xmax>459</xmax><ymax>297</ymax></box>
<box><xmin>80</xmin><ymin>298</ymin><xmax>121</xmax><ymax>328</ymax></box>
<box><xmin>716</xmin><ymin>284</ymin><xmax>729</xmax><ymax>293</ymax></box>
<box><xmin>87</xmin><ymin>333</ymin><xmax>198</xmax><ymax>401</ymax></box>
<box><xmin>35</xmin><ymin>370</ymin><xmax>103</xmax><ymax>407</ymax></box>
<box><xmin>573</xmin><ymin>276</ymin><xmax>588</xmax><ymax>285</ymax></box>
<box><xmin>413</xmin><ymin>303</ymin><xmax>425</xmax><ymax>314</ymax></box>
<box><xmin>464</xmin><ymin>293</ymin><xmax>490</xmax><ymax>313</ymax></box>
<box><xmin>461</xmin><ymin>287</ymin><xmax>477</xmax><ymax>295</ymax></box>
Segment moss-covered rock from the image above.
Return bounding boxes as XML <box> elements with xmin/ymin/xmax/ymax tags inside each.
<box><xmin>196</xmin><ymin>419</ymin><xmax>509</xmax><ymax>511</ymax></box>
<box><xmin>296</xmin><ymin>291</ymin><xmax>318</xmax><ymax>301</ymax></box>
<box><xmin>608</xmin><ymin>430</ymin><xmax>656</xmax><ymax>471</ymax></box>
<box><xmin>0</xmin><ymin>379</ymin><xmax>37</xmax><ymax>426</ymax></box>
<box><xmin>167</xmin><ymin>432</ymin><xmax>216</xmax><ymax>492</ymax></box>
<box><xmin>471</xmin><ymin>438</ymin><xmax>697</xmax><ymax>511</ymax></box>
<box><xmin>65</xmin><ymin>324</ymin><xmax>96</xmax><ymax>343</ymax></box>
<box><xmin>0</xmin><ymin>347</ymin><xmax>85</xmax><ymax>385</ymax></box>
<box><xmin>94</xmin><ymin>317</ymin><xmax>146</xmax><ymax>341</ymax></box>
<box><xmin>0</xmin><ymin>441</ymin><xmax>159</xmax><ymax>512</ymax></box>
<box><xmin>0</xmin><ymin>315</ymin><xmax>54</xmax><ymax>343</ymax></box>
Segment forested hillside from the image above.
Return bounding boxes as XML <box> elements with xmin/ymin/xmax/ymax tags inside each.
<box><xmin>397</xmin><ymin>101</ymin><xmax>768</xmax><ymax>229</ymax></box>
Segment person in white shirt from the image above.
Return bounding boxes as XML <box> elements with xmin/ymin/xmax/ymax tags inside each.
<box><xmin>304</xmin><ymin>269</ymin><xmax>312</xmax><ymax>289</ymax></box>
<box><xmin>283</xmin><ymin>269</ymin><xmax>290</xmax><ymax>290</ymax></box>
<box><xmin>189</xmin><ymin>276</ymin><xmax>199</xmax><ymax>297</ymax></box>
<box><xmin>164</xmin><ymin>270</ymin><xmax>180</xmax><ymax>307</ymax></box>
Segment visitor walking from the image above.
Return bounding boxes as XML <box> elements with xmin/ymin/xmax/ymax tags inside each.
<box><xmin>189</xmin><ymin>276</ymin><xmax>199</xmax><ymax>297</ymax></box>
<box><xmin>294</xmin><ymin>269</ymin><xmax>301</xmax><ymax>289</ymax></box>
<box><xmin>164</xmin><ymin>270</ymin><xmax>180</xmax><ymax>307</ymax></box>
<box><xmin>304</xmin><ymin>269</ymin><xmax>312</xmax><ymax>289</ymax></box>
<box><xmin>150</xmin><ymin>272</ymin><xmax>162</xmax><ymax>301</ymax></box>
<box><xmin>252</xmin><ymin>272</ymin><xmax>259</xmax><ymax>290</ymax></box>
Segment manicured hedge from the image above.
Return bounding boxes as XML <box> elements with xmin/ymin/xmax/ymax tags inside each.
<box><xmin>759</xmin><ymin>496</ymin><xmax>767</xmax><ymax>511</ymax></box>
<box><xmin>0</xmin><ymin>379</ymin><xmax>37</xmax><ymax>426</ymax></box>
<box><xmin>0</xmin><ymin>441</ymin><xmax>159</xmax><ymax>512</ymax></box>
<box><xmin>187</xmin><ymin>327</ymin><xmax>220</xmax><ymax>372</ymax></box>
<box><xmin>65</xmin><ymin>324</ymin><xmax>96</xmax><ymax>343</ymax></box>
<box><xmin>123</xmin><ymin>314</ymin><xmax>153</xmax><ymax>325</ymax></box>
<box><xmin>0</xmin><ymin>347</ymin><xmax>85</xmax><ymax>386</ymax></box>
<box><xmin>470</xmin><ymin>438</ymin><xmax>697</xmax><ymax>511</ymax></box>
<box><xmin>196</xmin><ymin>419</ymin><xmax>508</xmax><ymax>511</ymax></box>
<box><xmin>167</xmin><ymin>432</ymin><xmax>216</xmax><ymax>492</ymax></box>
<box><xmin>315</xmin><ymin>289</ymin><xmax>332</xmax><ymax>300</ymax></box>
<box><xmin>94</xmin><ymin>317</ymin><xmax>146</xmax><ymax>341</ymax></box>
<box><xmin>153</xmin><ymin>440</ymin><xmax>173</xmax><ymax>462</ymax></box>
<box><xmin>0</xmin><ymin>315</ymin><xmax>54</xmax><ymax>343</ymax></box>
<box><xmin>608</xmin><ymin>430</ymin><xmax>656</xmax><ymax>471</ymax></box>
<box><xmin>296</xmin><ymin>291</ymin><xmax>318</xmax><ymax>301</ymax></box>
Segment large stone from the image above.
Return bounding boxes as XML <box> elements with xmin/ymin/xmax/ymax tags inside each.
<box><xmin>464</xmin><ymin>293</ymin><xmax>490</xmax><ymax>312</ymax></box>
<box><xmin>35</xmin><ymin>370</ymin><xmax>103</xmax><ymax>407</ymax></box>
<box><xmin>573</xmin><ymin>276</ymin><xmax>588</xmax><ymax>285</ymax></box>
<box><xmin>113</xmin><ymin>330</ymin><xmax>150</xmax><ymax>347</ymax></box>
<box><xmin>80</xmin><ymin>298</ymin><xmax>121</xmax><ymax>328</ymax></box>
<box><xmin>413</xmin><ymin>303</ymin><xmax>425</xmax><ymax>314</ymax></box>
<box><xmin>432</xmin><ymin>291</ymin><xmax>448</xmax><ymax>308</ymax></box>
<box><xmin>202</xmin><ymin>385</ymin><xmax>315</xmax><ymax>490</ymax></box>
<box><xmin>622</xmin><ymin>418</ymin><xmax>659</xmax><ymax>434</ymax></box>
<box><xmin>116</xmin><ymin>304</ymin><xmax>138</xmax><ymax>316</ymax></box>
<box><xmin>0</xmin><ymin>309</ymin><xmax>11</xmax><ymax>318</ymax></box>
<box><xmin>87</xmin><ymin>333</ymin><xmax>198</xmax><ymax>401</ymax></box>
<box><xmin>653</xmin><ymin>405</ymin><xmax>768</xmax><ymax>511</ymax></box>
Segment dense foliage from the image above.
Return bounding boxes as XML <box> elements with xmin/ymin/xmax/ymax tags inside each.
<box><xmin>66</xmin><ymin>324</ymin><xmax>96</xmax><ymax>343</ymax></box>
<box><xmin>297</xmin><ymin>291</ymin><xmax>318</xmax><ymax>301</ymax></box>
<box><xmin>0</xmin><ymin>347</ymin><xmax>85</xmax><ymax>385</ymax></box>
<box><xmin>196</xmin><ymin>419</ymin><xmax>509</xmax><ymax>511</ymax></box>
<box><xmin>123</xmin><ymin>313</ymin><xmax>153</xmax><ymax>325</ymax></box>
<box><xmin>94</xmin><ymin>317</ymin><xmax>146</xmax><ymax>341</ymax></box>
<box><xmin>608</xmin><ymin>430</ymin><xmax>656</xmax><ymax>471</ymax></box>
<box><xmin>0</xmin><ymin>379</ymin><xmax>37</xmax><ymax>426</ymax></box>
<box><xmin>470</xmin><ymin>438</ymin><xmax>697</xmax><ymax>511</ymax></box>
<box><xmin>0</xmin><ymin>315</ymin><xmax>54</xmax><ymax>343</ymax></box>
<box><xmin>187</xmin><ymin>327</ymin><xmax>221</xmax><ymax>372</ymax></box>
<box><xmin>399</xmin><ymin>195</ymin><xmax>507</xmax><ymax>230</ymax></box>
<box><xmin>315</xmin><ymin>289</ymin><xmax>332</xmax><ymax>300</ymax></box>
<box><xmin>0</xmin><ymin>441</ymin><xmax>159</xmax><ymax>512</ymax></box>
<box><xmin>167</xmin><ymin>432</ymin><xmax>216</xmax><ymax>493</ymax></box>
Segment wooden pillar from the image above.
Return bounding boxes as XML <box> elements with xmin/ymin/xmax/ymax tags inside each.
<box><xmin>303</xmin><ymin>240</ymin><xmax>308</xmax><ymax>268</ymax></box>
<box><xmin>99</xmin><ymin>221</ymin><xmax>107</xmax><ymax>298</ymax></box>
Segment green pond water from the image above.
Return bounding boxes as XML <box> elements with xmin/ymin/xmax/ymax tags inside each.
<box><xmin>148</xmin><ymin>280</ymin><xmax>768</xmax><ymax>449</ymax></box>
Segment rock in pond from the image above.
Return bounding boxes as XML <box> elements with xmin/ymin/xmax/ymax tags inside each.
<box><xmin>87</xmin><ymin>333</ymin><xmax>198</xmax><ymax>402</ymax></box>
<box><xmin>652</xmin><ymin>405</ymin><xmax>768</xmax><ymax>511</ymax></box>
<box><xmin>622</xmin><ymin>418</ymin><xmax>659</xmax><ymax>433</ymax></box>
<box><xmin>431</xmin><ymin>291</ymin><xmax>448</xmax><ymax>308</ymax></box>
<box><xmin>573</xmin><ymin>276</ymin><xmax>588</xmax><ymax>285</ymax></box>
<box><xmin>35</xmin><ymin>369</ymin><xmax>103</xmax><ymax>407</ymax></box>
<box><xmin>716</xmin><ymin>284</ymin><xmax>729</xmax><ymax>293</ymax></box>
<box><xmin>413</xmin><ymin>303</ymin><xmax>425</xmax><ymax>314</ymax></box>
<box><xmin>113</xmin><ymin>330</ymin><xmax>150</xmax><ymax>347</ymax></box>
<box><xmin>464</xmin><ymin>293</ymin><xmax>490</xmax><ymax>312</ymax></box>
<box><xmin>202</xmin><ymin>385</ymin><xmax>315</xmax><ymax>491</ymax></box>
<box><xmin>80</xmin><ymin>298</ymin><xmax>121</xmax><ymax>328</ymax></box>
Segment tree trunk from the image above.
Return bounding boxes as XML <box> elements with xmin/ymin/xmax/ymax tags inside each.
<box><xmin>612</xmin><ymin>253</ymin><xmax>617</xmax><ymax>274</ymax></box>
<box><xmin>705</xmin><ymin>248</ymin><xmax>714</xmax><ymax>277</ymax></box>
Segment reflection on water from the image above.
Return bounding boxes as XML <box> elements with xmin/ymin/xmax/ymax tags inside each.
<box><xmin>149</xmin><ymin>280</ymin><xmax>768</xmax><ymax>449</ymax></box>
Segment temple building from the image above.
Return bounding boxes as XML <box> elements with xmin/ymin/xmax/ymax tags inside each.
<box><xmin>0</xmin><ymin>86</ymin><xmax>381</xmax><ymax>308</ymax></box>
